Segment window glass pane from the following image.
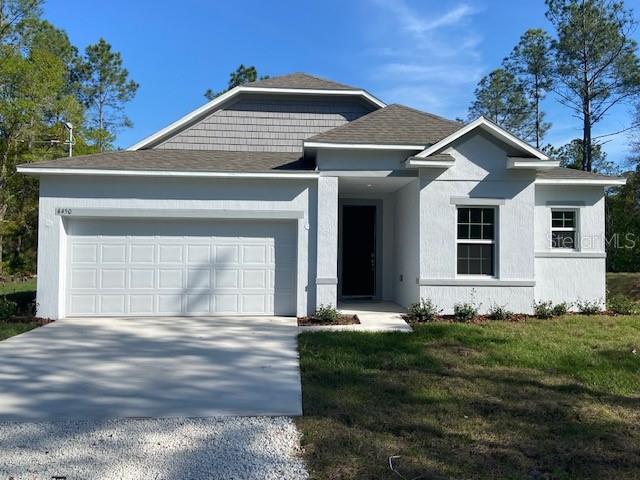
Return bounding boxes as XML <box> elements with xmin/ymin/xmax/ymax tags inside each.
<box><xmin>482</xmin><ymin>208</ymin><xmax>494</xmax><ymax>223</ymax></box>
<box><xmin>458</xmin><ymin>208</ymin><xmax>469</xmax><ymax>223</ymax></box>
<box><xmin>458</xmin><ymin>224</ymin><xmax>469</xmax><ymax>239</ymax></box>
<box><xmin>470</xmin><ymin>208</ymin><xmax>482</xmax><ymax>223</ymax></box>
<box><xmin>564</xmin><ymin>212</ymin><xmax>575</xmax><ymax>228</ymax></box>
<box><xmin>552</xmin><ymin>231</ymin><xmax>575</xmax><ymax>249</ymax></box>
<box><xmin>470</xmin><ymin>224</ymin><xmax>482</xmax><ymax>239</ymax></box>
<box><xmin>552</xmin><ymin>217</ymin><xmax>564</xmax><ymax>228</ymax></box>
<box><xmin>457</xmin><ymin>243</ymin><xmax>494</xmax><ymax>275</ymax></box>
<box><xmin>482</xmin><ymin>225</ymin><xmax>494</xmax><ymax>240</ymax></box>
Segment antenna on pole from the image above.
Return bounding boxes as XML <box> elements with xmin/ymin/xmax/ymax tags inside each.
<box><xmin>63</xmin><ymin>122</ymin><xmax>74</xmax><ymax>157</ymax></box>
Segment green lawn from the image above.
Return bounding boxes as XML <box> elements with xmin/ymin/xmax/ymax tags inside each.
<box><xmin>0</xmin><ymin>277</ymin><xmax>36</xmax><ymax>295</ymax></box>
<box><xmin>607</xmin><ymin>272</ymin><xmax>640</xmax><ymax>301</ymax></box>
<box><xmin>0</xmin><ymin>322</ymin><xmax>38</xmax><ymax>341</ymax></box>
<box><xmin>297</xmin><ymin>316</ymin><xmax>640</xmax><ymax>480</ymax></box>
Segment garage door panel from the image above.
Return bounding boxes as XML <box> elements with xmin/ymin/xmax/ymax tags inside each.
<box><xmin>130</xmin><ymin>269</ymin><xmax>155</xmax><ymax>289</ymax></box>
<box><xmin>66</xmin><ymin>219</ymin><xmax>297</xmax><ymax>316</ymax></box>
<box><xmin>130</xmin><ymin>295</ymin><xmax>154</xmax><ymax>314</ymax></box>
<box><xmin>100</xmin><ymin>295</ymin><xmax>126</xmax><ymax>315</ymax></box>
<box><xmin>214</xmin><ymin>245</ymin><xmax>239</xmax><ymax>264</ymax></box>
<box><xmin>72</xmin><ymin>244</ymin><xmax>97</xmax><ymax>263</ymax></box>
<box><xmin>71</xmin><ymin>269</ymin><xmax>97</xmax><ymax>289</ymax></box>
<box><xmin>187</xmin><ymin>245</ymin><xmax>211</xmax><ymax>264</ymax></box>
<box><xmin>159</xmin><ymin>245</ymin><xmax>184</xmax><ymax>264</ymax></box>
<box><xmin>101</xmin><ymin>245</ymin><xmax>126</xmax><ymax>263</ymax></box>
<box><xmin>69</xmin><ymin>295</ymin><xmax>96</xmax><ymax>315</ymax></box>
<box><xmin>130</xmin><ymin>245</ymin><xmax>155</xmax><ymax>263</ymax></box>
<box><xmin>101</xmin><ymin>269</ymin><xmax>126</xmax><ymax>289</ymax></box>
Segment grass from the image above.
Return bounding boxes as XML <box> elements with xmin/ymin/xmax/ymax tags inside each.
<box><xmin>0</xmin><ymin>322</ymin><xmax>38</xmax><ymax>341</ymax></box>
<box><xmin>607</xmin><ymin>272</ymin><xmax>640</xmax><ymax>301</ymax></box>
<box><xmin>0</xmin><ymin>277</ymin><xmax>36</xmax><ymax>295</ymax></box>
<box><xmin>297</xmin><ymin>316</ymin><xmax>640</xmax><ymax>480</ymax></box>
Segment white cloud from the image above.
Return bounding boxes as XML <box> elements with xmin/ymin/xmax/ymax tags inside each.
<box><xmin>374</xmin><ymin>0</ymin><xmax>478</xmax><ymax>38</ymax></box>
<box><xmin>365</xmin><ymin>0</ymin><xmax>485</xmax><ymax>118</ymax></box>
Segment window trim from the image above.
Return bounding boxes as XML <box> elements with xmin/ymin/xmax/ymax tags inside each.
<box><xmin>455</xmin><ymin>206</ymin><xmax>498</xmax><ymax>278</ymax></box>
<box><xmin>550</xmin><ymin>208</ymin><xmax>579</xmax><ymax>250</ymax></box>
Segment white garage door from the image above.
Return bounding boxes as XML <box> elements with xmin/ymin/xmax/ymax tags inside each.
<box><xmin>65</xmin><ymin>218</ymin><xmax>297</xmax><ymax>316</ymax></box>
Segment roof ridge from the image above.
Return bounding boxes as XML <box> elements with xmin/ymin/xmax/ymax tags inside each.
<box><xmin>245</xmin><ymin>72</ymin><xmax>359</xmax><ymax>91</ymax></box>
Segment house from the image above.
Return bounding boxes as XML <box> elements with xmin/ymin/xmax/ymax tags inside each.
<box><xmin>18</xmin><ymin>73</ymin><xmax>625</xmax><ymax>319</ymax></box>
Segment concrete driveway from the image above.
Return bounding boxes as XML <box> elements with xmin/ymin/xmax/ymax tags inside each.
<box><xmin>0</xmin><ymin>316</ymin><xmax>302</xmax><ymax>420</ymax></box>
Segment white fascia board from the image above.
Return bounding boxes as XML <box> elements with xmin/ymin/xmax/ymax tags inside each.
<box><xmin>415</xmin><ymin>117</ymin><xmax>549</xmax><ymax>160</ymax></box>
<box><xmin>535</xmin><ymin>177</ymin><xmax>626</xmax><ymax>186</ymax></box>
<box><xmin>16</xmin><ymin>166</ymin><xmax>319</xmax><ymax>179</ymax></box>
<box><xmin>404</xmin><ymin>158</ymin><xmax>454</xmax><ymax>169</ymax></box>
<box><xmin>128</xmin><ymin>86</ymin><xmax>386</xmax><ymax>151</ymax></box>
<box><xmin>304</xmin><ymin>141</ymin><xmax>424</xmax><ymax>150</ymax></box>
<box><xmin>507</xmin><ymin>158</ymin><xmax>560</xmax><ymax>169</ymax></box>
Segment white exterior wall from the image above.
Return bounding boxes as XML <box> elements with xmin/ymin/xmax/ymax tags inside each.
<box><xmin>316</xmin><ymin>149</ymin><xmax>410</xmax><ymax>171</ymax></box>
<box><xmin>394</xmin><ymin>180</ymin><xmax>420</xmax><ymax>307</ymax></box>
<box><xmin>418</xmin><ymin>132</ymin><xmax>537</xmax><ymax>314</ymax></box>
<box><xmin>316</xmin><ymin>176</ymin><xmax>338</xmax><ymax>307</ymax></box>
<box><xmin>534</xmin><ymin>185</ymin><xmax>607</xmax><ymax>307</ymax></box>
<box><xmin>36</xmin><ymin>175</ymin><xmax>318</xmax><ymax>319</ymax></box>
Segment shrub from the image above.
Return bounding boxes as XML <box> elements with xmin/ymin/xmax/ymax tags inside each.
<box><xmin>454</xmin><ymin>302</ymin><xmax>478</xmax><ymax>322</ymax></box>
<box><xmin>408</xmin><ymin>298</ymin><xmax>442</xmax><ymax>322</ymax></box>
<box><xmin>575</xmin><ymin>299</ymin><xmax>602</xmax><ymax>315</ymax></box>
<box><xmin>607</xmin><ymin>294</ymin><xmax>638</xmax><ymax>315</ymax></box>
<box><xmin>0</xmin><ymin>296</ymin><xmax>18</xmax><ymax>321</ymax></box>
<box><xmin>488</xmin><ymin>304</ymin><xmax>513</xmax><ymax>321</ymax></box>
<box><xmin>551</xmin><ymin>302</ymin><xmax>569</xmax><ymax>317</ymax></box>
<box><xmin>533</xmin><ymin>300</ymin><xmax>554</xmax><ymax>319</ymax></box>
<box><xmin>315</xmin><ymin>304</ymin><xmax>339</xmax><ymax>322</ymax></box>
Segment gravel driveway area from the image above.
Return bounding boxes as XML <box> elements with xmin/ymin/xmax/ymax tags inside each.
<box><xmin>0</xmin><ymin>416</ymin><xmax>308</xmax><ymax>480</ymax></box>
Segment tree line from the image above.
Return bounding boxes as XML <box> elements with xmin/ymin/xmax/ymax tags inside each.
<box><xmin>0</xmin><ymin>0</ymin><xmax>138</xmax><ymax>275</ymax></box>
<box><xmin>468</xmin><ymin>0</ymin><xmax>640</xmax><ymax>271</ymax></box>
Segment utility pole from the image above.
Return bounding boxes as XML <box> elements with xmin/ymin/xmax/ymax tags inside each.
<box><xmin>63</xmin><ymin>122</ymin><xmax>74</xmax><ymax>157</ymax></box>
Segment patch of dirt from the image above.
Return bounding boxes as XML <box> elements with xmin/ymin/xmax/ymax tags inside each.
<box><xmin>5</xmin><ymin>316</ymin><xmax>53</xmax><ymax>326</ymax></box>
<box><xmin>298</xmin><ymin>314</ymin><xmax>359</xmax><ymax>326</ymax></box>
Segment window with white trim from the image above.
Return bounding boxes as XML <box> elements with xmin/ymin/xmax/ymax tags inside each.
<box><xmin>456</xmin><ymin>207</ymin><xmax>495</xmax><ymax>275</ymax></box>
<box><xmin>551</xmin><ymin>210</ymin><xmax>577</xmax><ymax>249</ymax></box>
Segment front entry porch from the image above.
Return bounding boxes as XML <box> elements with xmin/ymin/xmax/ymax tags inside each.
<box><xmin>314</xmin><ymin>173</ymin><xmax>420</xmax><ymax>311</ymax></box>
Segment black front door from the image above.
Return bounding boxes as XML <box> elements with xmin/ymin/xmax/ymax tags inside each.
<box><xmin>341</xmin><ymin>205</ymin><xmax>376</xmax><ymax>297</ymax></box>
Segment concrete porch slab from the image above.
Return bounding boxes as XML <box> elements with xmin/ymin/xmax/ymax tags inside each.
<box><xmin>299</xmin><ymin>301</ymin><xmax>412</xmax><ymax>333</ymax></box>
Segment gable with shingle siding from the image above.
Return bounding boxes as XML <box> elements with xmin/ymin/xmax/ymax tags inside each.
<box><xmin>154</xmin><ymin>94</ymin><xmax>376</xmax><ymax>153</ymax></box>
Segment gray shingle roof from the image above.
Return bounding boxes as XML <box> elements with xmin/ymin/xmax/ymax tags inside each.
<box><xmin>245</xmin><ymin>73</ymin><xmax>359</xmax><ymax>91</ymax></box>
<box><xmin>537</xmin><ymin>167</ymin><xmax>625</xmax><ymax>181</ymax></box>
<box><xmin>306</xmin><ymin>104</ymin><xmax>462</xmax><ymax>146</ymax></box>
<box><xmin>18</xmin><ymin>150</ymin><xmax>314</xmax><ymax>173</ymax></box>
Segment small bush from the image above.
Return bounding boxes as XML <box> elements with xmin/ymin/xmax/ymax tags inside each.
<box><xmin>488</xmin><ymin>304</ymin><xmax>513</xmax><ymax>321</ymax></box>
<box><xmin>607</xmin><ymin>295</ymin><xmax>638</xmax><ymax>315</ymax></box>
<box><xmin>533</xmin><ymin>300</ymin><xmax>554</xmax><ymax>319</ymax></box>
<box><xmin>315</xmin><ymin>304</ymin><xmax>339</xmax><ymax>322</ymax></box>
<box><xmin>551</xmin><ymin>302</ymin><xmax>570</xmax><ymax>317</ymax></box>
<box><xmin>0</xmin><ymin>296</ymin><xmax>18</xmax><ymax>321</ymax></box>
<box><xmin>575</xmin><ymin>299</ymin><xmax>602</xmax><ymax>315</ymax></box>
<box><xmin>408</xmin><ymin>298</ymin><xmax>442</xmax><ymax>322</ymax></box>
<box><xmin>454</xmin><ymin>302</ymin><xmax>478</xmax><ymax>322</ymax></box>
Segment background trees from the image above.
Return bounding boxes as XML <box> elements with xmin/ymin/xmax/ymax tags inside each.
<box><xmin>468</xmin><ymin>0</ymin><xmax>640</xmax><ymax>272</ymax></box>
<box><xmin>0</xmin><ymin>3</ymin><xmax>137</xmax><ymax>274</ymax></box>
<box><xmin>204</xmin><ymin>64</ymin><xmax>268</xmax><ymax>100</ymax></box>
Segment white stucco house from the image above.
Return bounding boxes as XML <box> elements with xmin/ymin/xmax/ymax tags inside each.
<box><xmin>19</xmin><ymin>73</ymin><xmax>626</xmax><ymax>319</ymax></box>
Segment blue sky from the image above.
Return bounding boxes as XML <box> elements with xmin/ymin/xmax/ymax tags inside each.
<box><xmin>45</xmin><ymin>0</ymin><xmax>640</xmax><ymax>165</ymax></box>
